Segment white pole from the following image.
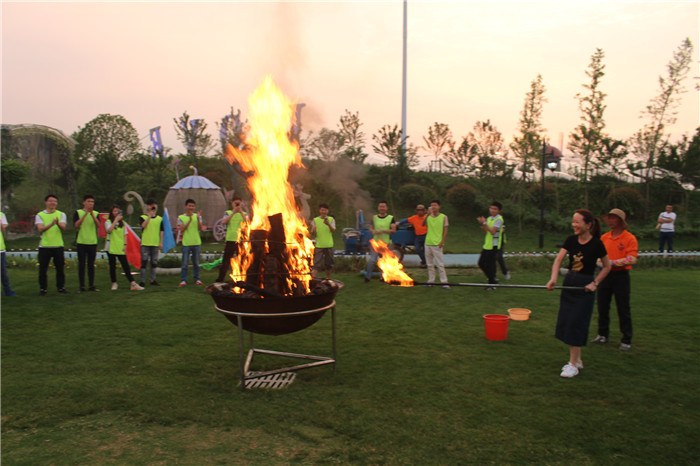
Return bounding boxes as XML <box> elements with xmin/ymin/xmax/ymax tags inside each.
<box><xmin>401</xmin><ymin>0</ymin><xmax>408</xmax><ymax>149</ymax></box>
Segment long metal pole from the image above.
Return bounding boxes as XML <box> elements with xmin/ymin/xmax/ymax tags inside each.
<box><xmin>539</xmin><ymin>139</ymin><xmax>546</xmax><ymax>249</ymax></box>
<box><xmin>400</xmin><ymin>0</ymin><xmax>407</xmax><ymax>149</ymax></box>
<box><xmin>400</xmin><ymin>281</ymin><xmax>585</xmax><ymax>291</ymax></box>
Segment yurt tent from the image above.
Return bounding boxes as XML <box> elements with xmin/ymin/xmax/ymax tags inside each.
<box><xmin>163</xmin><ymin>168</ymin><xmax>227</xmax><ymax>233</ymax></box>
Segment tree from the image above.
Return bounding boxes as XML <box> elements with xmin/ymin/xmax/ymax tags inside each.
<box><xmin>463</xmin><ymin>120</ymin><xmax>510</xmax><ymax>178</ymax></box>
<box><xmin>628</xmin><ymin>38</ymin><xmax>694</xmax><ymax>218</ymax></box>
<box><xmin>422</xmin><ymin>122</ymin><xmax>454</xmax><ymax>167</ymax></box>
<box><xmin>568</xmin><ymin>48</ymin><xmax>607</xmax><ymax>207</ymax></box>
<box><xmin>510</xmin><ymin>75</ymin><xmax>547</xmax><ymax>181</ymax></box>
<box><xmin>337</xmin><ymin>110</ymin><xmax>368</xmax><ymax>163</ymax></box>
<box><xmin>443</xmin><ymin>137</ymin><xmax>478</xmax><ymax>177</ymax></box>
<box><xmin>74</xmin><ymin>113</ymin><xmax>141</xmax><ymax>163</ymax></box>
<box><xmin>304</xmin><ymin>128</ymin><xmax>345</xmax><ymax>161</ymax></box>
<box><xmin>371</xmin><ymin>124</ymin><xmax>419</xmax><ymax>183</ymax></box>
<box><xmin>656</xmin><ymin>128</ymin><xmax>700</xmax><ymax>186</ymax></box>
<box><xmin>173</xmin><ymin>111</ymin><xmax>217</xmax><ymax>158</ymax></box>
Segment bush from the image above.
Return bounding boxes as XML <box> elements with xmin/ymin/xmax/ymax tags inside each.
<box><xmin>157</xmin><ymin>255</ymin><xmax>182</xmax><ymax>268</ymax></box>
<box><xmin>446</xmin><ymin>183</ymin><xmax>477</xmax><ymax>213</ymax></box>
<box><xmin>607</xmin><ymin>186</ymin><xmax>643</xmax><ymax>218</ymax></box>
<box><xmin>395</xmin><ymin>183</ymin><xmax>436</xmax><ymax>211</ymax></box>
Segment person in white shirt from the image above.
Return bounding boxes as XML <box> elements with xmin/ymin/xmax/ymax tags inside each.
<box><xmin>657</xmin><ymin>204</ymin><xmax>677</xmax><ymax>253</ymax></box>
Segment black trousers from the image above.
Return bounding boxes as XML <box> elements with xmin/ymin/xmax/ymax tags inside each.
<box><xmin>216</xmin><ymin>241</ymin><xmax>239</xmax><ymax>282</ymax></box>
<box><xmin>77</xmin><ymin>243</ymin><xmax>97</xmax><ymax>288</ymax></box>
<box><xmin>38</xmin><ymin>247</ymin><xmax>65</xmax><ymax>290</ymax></box>
<box><xmin>108</xmin><ymin>253</ymin><xmax>134</xmax><ymax>283</ymax></box>
<box><xmin>478</xmin><ymin>248</ymin><xmax>499</xmax><ymax>284</ymax></box>
<box><xmin>596</xmin><ymin>270</ymin><xmax>633</xmax><ymax>344</ymax></box>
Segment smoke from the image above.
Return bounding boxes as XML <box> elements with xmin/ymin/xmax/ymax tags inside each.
<box><xmin>308</xmin><ymin>158</ymin><xmax>372</xmax><ymax>215</ymax></box>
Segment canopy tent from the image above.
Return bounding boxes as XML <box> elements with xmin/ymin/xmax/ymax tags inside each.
<box><xmin>163</xmin><ymin>168</ymin><xmax>227</xmax><ymax>233</ymax></box>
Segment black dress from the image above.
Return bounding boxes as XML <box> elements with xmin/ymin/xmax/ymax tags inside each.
<box><xmin>555</xmin><ymin>235</ymin><xmax>607</xmax><ymax>346</ymax></box>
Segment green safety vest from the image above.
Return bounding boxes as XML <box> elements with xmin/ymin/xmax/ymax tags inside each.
<box><xmin>140</xmin><ymin>215</ymin><xmax>163</xmax><ymax>247</ymax></box>
<box><xmin>372</xmin><ymin>214</ymin><xmax>394</xmax><ymax>244</ymax></box>
<box><xmin>313</xmin><ymin>216</ymin><xmax>334</xmax><ymax>248</ymax></box>
<box><xmin>482</xmin><ymin>215</ymin><xmax>503</xmax><ymax>250</ymax></box>
<box><xmin>426</xmin><ymin>214</ymin><xmax>446</xmax><ymax>246</ymax></box>
<box><xmin>225</xmin><ymin>211</ymin><xmax>246</xmax><ymax>242</ymax></box>
<box><xmin>76</xmin><ymin>209</ymin><xmax>98</xmax><ymax>245</ymax></box>
<box><xmin>38</xmin><ymin>211</ymin><xmax>64</xmax><ymax>248</ymax></box>
<box><xmin>179</xmin><ymin>214</ymin><xmax>202</xmax><ymax>246</ymax></box>
<box><xmin>0</xmin><ymin>213</ymin><xmax>6</xmax><ymax>251</ymax></box>
<box><xmin>107</xmin><ymin>222</ymin><xmax>126</xmax><ymax>255</ymax></box>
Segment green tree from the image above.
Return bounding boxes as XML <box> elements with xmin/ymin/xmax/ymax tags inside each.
<box><xmin>337</xmin><ymin>110</ymin><xmax>368</xmax><ymax>163</ymax></box>
<box><xmin>0</xmin><ymin>128</ymin><xmax>32</xmax><ymax>198</ymax></box>
<box><xmin>422</xmin><ymin>122</ymin><xmax>454</xmax><ymax>168</ymax></box>
<box><xmin>657</xmin><ymin>128</ymin><xmax>700</xmax><ymax>186</ymax></box>
<box><xmin>371</xmin><ymin>124</ymin><xmax>419</xmax><ymax>183</ymax></box>
<box><xmin>464</xmin><ymin>120</ymin><xmax>510</xmax><ymax>178</ymax></box>
<box><xmin>305</xmin><ymin>128</ymin><xmax>345</xmax><ymax>161</ymax></box>
<box><xmin>444</xmin><ymin>137</ymin><xmax>478</xmax><ymax>177</ymax></box>
<box><xmin>173</xmin><ymin>111</ymin><xmax>216</xmax><ymax>158</ymax></box>
<box><xmin>568</xmin><ymin>48</ymin><xmax>607</xmax><ymax>207</ymax></box>
<box><xmin>510</xmin><ymin>74</ymin><xmax>547</xmax><ymax>181</ymax></box>
<box><xmin>628</xmin><ymin>37</ymin><xmax>694</xmax><ymax>218</ymax></box>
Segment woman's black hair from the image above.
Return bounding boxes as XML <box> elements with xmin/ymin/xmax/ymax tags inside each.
<box><xmin>575</xmin><ymin>209</ymin><xmax>600</xmax><ymax>238</ymax></box>
<box><xmin>109</xmin><ymin>204</ymin><xmax>124</xmax><ymax>228</ymax></box>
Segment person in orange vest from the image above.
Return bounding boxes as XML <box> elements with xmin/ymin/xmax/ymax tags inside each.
<box><xmin>591</xmin><ymin>208</ymin><xmax>638</xmax><ymax>351</ymax></box>
<box><xmin>405</xmin><ymin>204</ymin><xmax>428</xmax><ymax>268</ymax></box>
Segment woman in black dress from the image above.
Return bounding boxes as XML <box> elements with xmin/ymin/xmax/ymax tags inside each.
<box><xmin>547</xmin><ymin>209</ymin><xmax>611</xmax><ymax>378</ymax></box>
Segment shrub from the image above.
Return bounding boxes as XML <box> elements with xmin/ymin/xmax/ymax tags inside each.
<box><xmin>446</xmin><ymin>183</ymin><xmax>477</xmax><ymax>213</ymax></box>
<box><xmin>396</xmin><ymin>183</ymin><xmax>436</xmax><ymax>211</ymax></box>
<box><xmin>158</xmin><ymin>254</ymin><xmax>182</xmax><ymax>268</ymax></box>
<box><xmin>606</xmin><ymin>187</ymin><xmax>643</xmax><ymax>218</ymax></box>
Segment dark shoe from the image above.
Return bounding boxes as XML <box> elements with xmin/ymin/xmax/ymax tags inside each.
<box><xmin>150</xmin><ymin>280</ymin><xmax>160</xmax><ymax>286</ymax></box>
<box><xmin>57</xmin><ymin>288</ymin><xmax>70</xmax><ymax>294</ymax></box>
<box><xmin>88</xmin><ymin>286</ymin><xmax>100</xmax><ymax>292</ymax></box>
<box><xmin>77</xmin><ymin>286</ymin><xmax>86</xmax><ymax>294</ymax></box>
<box><xmin>364</xmin><ymin>277</ymin><xmax>370</xmax><ymax>283</ymax></box>
<box><xmin>39</xmin><ymin>289</ymin><xmax>47</xmax><ymax>296</ymax></box>
<box><xmin>5</xmin><ymin>290</ymin><xmax>17</xmax><ymax>297</ymax></box>
<box><xmin>419</xmin><ymin>264</ymin><xmax>427</xmax><ymax>268</ymax></box>
<box><xmin>619</xmin><ymin>343</ymin><xmax>631</xmax><ymax>351</ymax></box>
<box><xmin>139</xmin><ymin>282</ymin><xmax>146</xmax><ymax>287</ymax></box>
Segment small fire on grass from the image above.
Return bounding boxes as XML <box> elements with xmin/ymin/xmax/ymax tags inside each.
<box><xmin>370</xmin><ymin>239</ymin><xmax>414</xmax><ymax>287</ymax></box>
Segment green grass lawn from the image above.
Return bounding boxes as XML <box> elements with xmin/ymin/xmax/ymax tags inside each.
<box><xmin>2</xmin><ymin>265</ymin><xmax>698</xmax><ymax>464</ymax></box>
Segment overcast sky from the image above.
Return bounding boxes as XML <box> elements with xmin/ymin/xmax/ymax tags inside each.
<box><xmin>2</xmin><ymin>0</ymin><xmax>698</xmax><ymax>166</ymax></box>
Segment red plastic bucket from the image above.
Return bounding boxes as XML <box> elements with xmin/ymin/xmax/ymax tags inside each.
<box><xmin>483</xmin><ymin>314</ymin><xmax>510</xmax><ymax>341</ymax></box>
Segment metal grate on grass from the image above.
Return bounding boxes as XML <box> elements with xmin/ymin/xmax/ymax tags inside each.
<box><xmin>241</xmin><ymin>371</ymin><xmax>297</xmax><ymax>389</ymax></box>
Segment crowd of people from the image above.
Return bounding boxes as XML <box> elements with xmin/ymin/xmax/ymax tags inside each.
<box><xmin>1</xmin><ymin>194</ymin><xmax>683</xmax><ymax>378</ymax></box>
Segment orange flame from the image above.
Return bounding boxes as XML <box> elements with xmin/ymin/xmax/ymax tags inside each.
<box><xmin>370</xmin><ymin>239</ymin><xmax>414</xmax><ymax>286</ymax></box>
<box><xmin>224</xmin><ymin>76</ymin><xmax>313</xmax><ymax>294</ymax></box>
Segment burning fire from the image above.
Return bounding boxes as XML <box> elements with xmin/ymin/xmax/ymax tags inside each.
<box><xmin>224</xmin><ymin>76</ymin><xmax>314</xmax><ymax>295</ymax></box>
<box><xmin>370</xmin><ymin>239</ymin><xmax>414</xmax><ymax>286</ymax></box>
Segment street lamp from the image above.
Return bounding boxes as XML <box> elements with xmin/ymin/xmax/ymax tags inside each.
<box><xmin>539</xmin><ymin>139</ymin><xmax>560</xmax><ymax>249</ymax></box>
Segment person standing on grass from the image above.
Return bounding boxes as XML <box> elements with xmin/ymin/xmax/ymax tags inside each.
<box><xmin>310</xmin><ymin>203</ymin><xmax>336</xmax><ymax>279</ymax></box>
<box><xmin>497</xmin><ymin>224</ymin><xmax>511</xmax><ymax>280</ymax></box>
<box><xmin>105</xmin><ymin>205</ymin><xmax>143</xmax><ymax>291</ymax></box>
<box><xmin>35</xmin><ymin>194</ymin><xmax>69</xmax><ymax>296</ymax></box>
<box><xmin>364</xmin><ymin>200</ymin><xmax>396</xmax><ymax>283</ymax></box>
<box><xmin>178</xmin><ymin>199</ymin><xmax>206</xmax><ymax>287</ymax></box>
<box><xmin>657</xmin><ymin>204</ymin><xmax>676</xmax><ymax>253</ymax></box>
<box><xmin>1</xmin><ymin>212</ymin><xmax>18</xmax><ymax>297</ymax></box>
<box><xmin>405</xmin><ymin>204</ymin><xmax>428</xmax><ymax>268</ymax></box>
<box><xmin>74</xmin><ymin>194</ymin><xmax>101</xmax><ymax>293</ymax></box>
<box><xmin>216</xmin><ymin>196</ymin><xmax>247</xmax><ymax>283</ymax></box>
<box><xmin>423</xmin><ymin>200</ymin><xmax>450</xmax><ymax>289</ymax></box>
<box><xmin>139</xmin><ymin>198</ymin><xmax>164</xmax><ymax>287</ymax></box>
<box><xmin>591</xmin><ymin>209</ymin><xmax>638</xmax><ymax>351</ymax></box>
<box><xmin>547</xmin><ymin>209</ymin><xmax>611</xmax><ymax>378</ymax></box>
<box><xmin>477</xmin><ymin>201</ymin><xmax>504</xmax><ymax>291</ymax></box>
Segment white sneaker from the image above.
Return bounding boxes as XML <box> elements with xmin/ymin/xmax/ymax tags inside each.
<box><xmin>560</xmin><ymin>363</ymin><xmax>579</xmax><ymax>378</ymax></box>
<box><xmin>505</xmin><ymin>272</ymin><xmax>511</xmax><ymax>280</ymax></box>
<box><xmin>111</xmin><ymin>283</ymin><xmax>118</xmax><ymax>291</ymax></box>
<box><xmin>130</xmin><ymin>282</ymin><xmax>144</xmax><ymax>291</ymax></box>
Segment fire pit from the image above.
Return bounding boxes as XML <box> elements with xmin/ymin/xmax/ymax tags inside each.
<box><xmin>207</xmin><ymin>77</ymin><xmax>343</xmax><ymax>390</ymax></box>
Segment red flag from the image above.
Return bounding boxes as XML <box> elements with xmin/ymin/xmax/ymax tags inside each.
<box><xmin>124</xmin><ymin>223</ymin><xmax>142</xmax><ymax>269</ymax></box>
<box><xmin>98</xmin><ymin>213</ymin><xmax>109</xmax><ymax>238</ymax></box>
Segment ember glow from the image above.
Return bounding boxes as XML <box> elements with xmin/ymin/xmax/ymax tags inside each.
<box><xmin>224</xmin><ymin>76</ymin><xmax>313</xmax><ymax>294</ymax></box>
<box><xmin>370</xmin><ymin>239</ymin><xmax>414</xmax><ymax>287</ymax></box>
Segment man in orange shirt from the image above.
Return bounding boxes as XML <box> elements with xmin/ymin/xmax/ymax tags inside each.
<box><xmin>406</xmin><ymin>204</ymin><xmax>428</xmax><ymax>268</ymax></box>
<box><xmin>591</xmin><ymin>208</ymin><xmax>638</xmax><ymax>351</ymax></box>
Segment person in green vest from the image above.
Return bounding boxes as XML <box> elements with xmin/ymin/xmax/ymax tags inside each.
<box><xmin>73</xmin><ymin>194</ymin><xmax>101</xmax><ymax>292</ymax></box>
<box><xmin>477</xmin><ymin>201</ymin><xmax>504</xmax><ymax>291</ymax></box>
<box><xmin>35</xmin><ymin>194</ymin><xmax>69</xmax><ymax>296</ymax></box>
<box><xmin>139</xmin><ymin>198</ymin><xmax>164</xmax><ymax>287</ymax></box>
<box><xmin>177</xmin><ymin>199</ymin><xmax>206</xmax><ymax>286</ymax></box>
<box><xmin>105</xmin><ymin>205</ymin><xmax>143</xmax><ymax>291</ymax></box>
<box><xmin>216</xmin><ymin>196</ymin><xmax>248</xmax><ymax>283</ymax></box>
<box><xmin>364</xmin><ymin>200</ymin><xmax>396</xmax><ymax>283</ymax></box>
<box><xmin>1</xmin><ymin>212</ymin><xmax>18</xmax><ymax>296</ymax></box>
<box><xmin>422</xmin><ymin>199</ymin><xmax>450</xmax><ymax>289</ymax></box>
<box><xmin>310</xmin><ymin>203</ymin><xmax>336</xmax><ymax>279</ymax></box>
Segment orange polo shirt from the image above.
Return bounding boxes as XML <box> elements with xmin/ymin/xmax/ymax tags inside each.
<box><xmin>601</xmin><ymin>229</ymin><xmax>638</xmax><ymax>271</ymax></box>
<box><xmin>407</xmin><ymin>214</ymin><xmax>428</xmax><ymax>236</ymax></box>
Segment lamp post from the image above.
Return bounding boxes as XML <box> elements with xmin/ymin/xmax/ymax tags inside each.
<box><xmin>539</xmin><ymin>140</ymin><xmax>559</xmax><ymax>249</ymax></box>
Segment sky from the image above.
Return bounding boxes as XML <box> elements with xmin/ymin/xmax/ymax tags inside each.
<box><xmin>2</xmin><ymin>0</ymin><xmax>699</xmax><ymax>167</ymax></box>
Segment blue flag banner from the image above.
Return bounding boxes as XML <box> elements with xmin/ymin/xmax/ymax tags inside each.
<box><xmin>162</xmin><ymin>208</ymin><xmax>176</xmax><ymax>254</ymax></box>
<box><xmin>149</xmin><ymin>126</ymin><xmax>163</xmax><ymax>158</ymax></box>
